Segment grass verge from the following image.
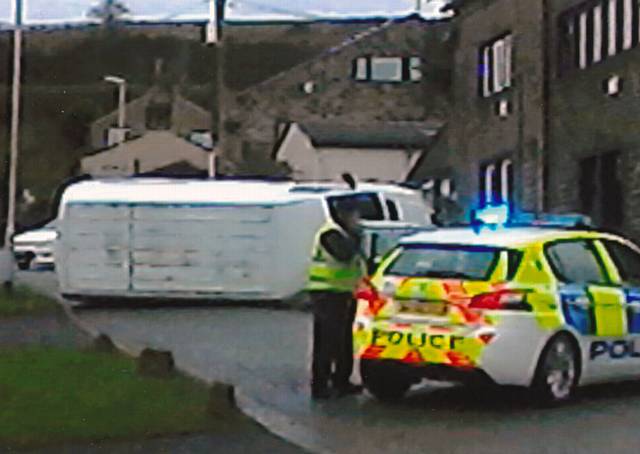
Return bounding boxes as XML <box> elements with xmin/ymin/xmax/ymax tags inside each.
<box><xmin>0</xmin><ymin>347</ymin><xmax>220</xmax><ymax>449</ymax></box>
<box><xmin>0</xmin><ymin>285</ymin><xmax>59</xmax><ymax>318</ymax></box>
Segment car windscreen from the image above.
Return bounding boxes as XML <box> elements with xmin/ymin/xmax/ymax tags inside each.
<box><xmin>384</xmin><ymin>244</ymin><xmax>502</xmax><ymax>281</ymax></box>
<box><xmin>327</xmin><ymin>193</ymin><xmax>384</xmax><ymax>221</ymax></box>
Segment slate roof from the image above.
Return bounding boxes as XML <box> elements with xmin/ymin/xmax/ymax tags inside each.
<box><xmin>298</xmin><ymin>121</ymin><xmax>443</xmax><ymax>149</ymax></box>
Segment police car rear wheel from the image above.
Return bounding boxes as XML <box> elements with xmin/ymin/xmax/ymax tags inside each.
<box><xmin>533</xmin><ymin>334</ymin><xmax>579</xmax><ymax>404</ymax></box>
<box><xmin>360</xmin><ymin>360</ymin><xmax>411</xmax><ymax>401</ymax></box>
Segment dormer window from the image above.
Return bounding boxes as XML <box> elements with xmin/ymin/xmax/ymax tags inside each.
<box><xmin>352</xmin><ymin>56</ymin><xmax>422</xmax><ymax>82</ymax></box>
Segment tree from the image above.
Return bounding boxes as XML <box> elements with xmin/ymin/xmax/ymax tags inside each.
<box><xmin>87</xmin><ymin>0</ymin><xmax>130</xmax><ymax>27</ymax></box>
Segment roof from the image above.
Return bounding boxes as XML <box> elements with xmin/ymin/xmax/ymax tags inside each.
<box><xmin>233</xmin><ymin>14</ymin><xmax>441</xmax><ymax>99</ymax></box>
<box><xmin>400</xmin><ymin>226</ymin><xmax>620</xmax><ymax>248</ymax></box>
<box><xmin>60</xmin><ymin>178</ymin><xmax>422</xmax><ymax>207</ymax></box>
<box><xmin>84</xmin><ymin>130</ymin><xmax>212</xmax><ymax>158</ymax></box>
<box><xmin>298</xmin><ymin>121</ymin><xmax>443</xmax><ymax>149</ymax></box>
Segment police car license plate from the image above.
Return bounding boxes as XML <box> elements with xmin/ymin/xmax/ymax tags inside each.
<box><xmin>399</xmin><ymin>300</ymin><xmax>448</xmax><ymax>316</ymax></box>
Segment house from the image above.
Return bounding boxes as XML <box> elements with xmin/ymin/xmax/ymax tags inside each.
<box><xmin>409</xmin><ymin>0</ymin><xmax>547</xmax><ymax>223</ymax></box>
<box><xmin>217</xmin><ymin>14</ymin><xmax>453</xmax><ymax>178</ymax></box>
<box><xmin>546</xmin><ymin>0</ymin><xmax>640</xmax><ymax>239</ymax></box>
<box><xmin>81</xmin><ymin>130</ymin><xmax>214</xmax><ymax>177</ymax></box>
<box><xmin>276</xmin><ymin>121</ymin><xmax>441</xmax><ymax>181</ymax></box>
<box><xmin>89</xmin><ymin>85</ymin><xmax>213</xmax><ymax>151</ymax></box>
<box><xmin>411</xmin><ymin>0</ymin><xmax>640</xmax><ymax>241</ymax></box>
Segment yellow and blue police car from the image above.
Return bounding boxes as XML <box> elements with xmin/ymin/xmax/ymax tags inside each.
<box><xmin>354</xmin><ymin>207</ymin><xmax>640</xmax><ymax>403</ymax></box>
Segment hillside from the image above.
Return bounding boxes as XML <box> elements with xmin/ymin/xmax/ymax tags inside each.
<box><xmin>0</xmin><ymin>21</ymin><xmax>367</xmax><ymax>230</ymax></box>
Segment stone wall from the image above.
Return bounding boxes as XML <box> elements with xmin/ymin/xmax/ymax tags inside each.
<box><xmin>217</xmin><ymin>18</ymin><xmax>453</xmax><ymax>175</ymax></box>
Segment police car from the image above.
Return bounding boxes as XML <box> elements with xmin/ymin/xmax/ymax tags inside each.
<box><xmin>354</xmin><ymin>206</ymin><xmax>640</xmax><ymax>403</ymax></box>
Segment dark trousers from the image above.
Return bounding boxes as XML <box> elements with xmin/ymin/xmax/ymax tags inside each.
<box><xmin>310</xmin><ymin>291</ymin><xmax>356</xmax><ymax>392</ymax></box>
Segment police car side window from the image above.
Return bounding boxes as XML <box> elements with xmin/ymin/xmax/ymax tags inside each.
<box><xmin>603</xmin><ymin>240</ymin><xmax>640</xmax><ymax>286</ymax></box>
<box><xmin>545</xmin><ymin>240</ymin><xmax>608</xmax><ymax>285</ymax></box>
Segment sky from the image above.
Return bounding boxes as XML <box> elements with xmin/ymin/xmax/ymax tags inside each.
<box><xmin>0</xmin><ymin>0</ymin><xmax>449</xmax><ymax>25</ymax></box>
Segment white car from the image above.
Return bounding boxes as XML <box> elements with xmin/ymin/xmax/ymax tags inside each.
<box><xmin>12</xmin><ymin>222</ymin><xmax>58</xmax><ymax>270</ymax></box>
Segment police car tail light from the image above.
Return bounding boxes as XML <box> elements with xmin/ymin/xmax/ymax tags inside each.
<box><xmin>355</xmin><ymin>279</ymin><xmax>387</xmax><ymax>316</ymax></box>
<box><xmin>469</xmin><ymin>289</ymin><xmax>532</xmax><ymax>311</ymax></box>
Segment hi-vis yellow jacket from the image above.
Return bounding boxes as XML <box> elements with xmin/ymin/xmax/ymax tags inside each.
<box><xmin>307</xmin><ymin>221</ymin><xmax>366</xmax><ymax>293</ymax></box>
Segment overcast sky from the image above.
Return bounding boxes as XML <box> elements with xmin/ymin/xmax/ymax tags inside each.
<box><xmin>0</xmin><ymin>0</ymin><xmax>449</xmax><ymax>25</ymax></box>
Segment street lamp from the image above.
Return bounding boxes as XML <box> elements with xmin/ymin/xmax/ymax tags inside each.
<box><xmin>1</xmin><ymin>0</ymin><xmax>23</xmax><ymax>285</ymax></box>
<box><xmin>104</xmin><ymin>75</ymin><xmax>127</xmax><ymax>131</ymax></box>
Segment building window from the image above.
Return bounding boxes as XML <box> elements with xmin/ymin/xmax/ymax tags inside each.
<box><xmin>480</xmin><ymin>158</ymin><xmax>513</xmax><ymax>206</ymax></box>
<box><xmin>371</xmin><ymin>57</ymin><xmax>403</xmax><ymax>81</ymax></box>
<box><xmin>579</xmin><ymin>152</ymin><xmax>623</xmax><ymax>229</ymax></box>
<box><xmin>559</xmin><ymin>0</ymin><xmax>640</xmax><ymax>74</ymax></box>
<box><xmin>479</xmin><ymin>34</ymin><xmax>513</xmax><ymax>97</ymax></box>
<box><xmin>352</xmin><ymin>56</ymin><xmax>422</xmax><ymax>82</ymax></box>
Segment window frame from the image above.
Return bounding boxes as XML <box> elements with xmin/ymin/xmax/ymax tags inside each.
<box><xmin>326</xmin><ymin>192</ymin><xmax>385</xmax><ymax>222</ymax></box>
<box><xmin>385</xmin><ymin>199</ymin><xmax>400</xmax><ymax>221</ymax></box>
<box><xmin>558</xmin><ymin>0</ymin><xmax>640</xmax><ymax>76</ymax></box>
<box><xmin>480</xmin><ymin>157</ymin><xmax>513</xmax><ymax>206</ymax></box>
<box><xmin>370</xmin><ymin>57</ymin><xmax>404</xmax><ymax>82</ymax></box>
<box><xmin>478</xmin><ymin>32</ymin><xmax>513</xmax><ymax>98</ymax></box>
<box><xmin>383</xmin><ymin>243</ymin><xmax>504</xmax><ymax>282</ymax></box>
<box><xmin>352</xmin><ymin>56</ymin><xmax>423</xmax><ymax>83</ymax></box>
<box><xmin>543</xmin><ymin>238</ymin><xmax>613</xmax><ymax>285</ymax></box>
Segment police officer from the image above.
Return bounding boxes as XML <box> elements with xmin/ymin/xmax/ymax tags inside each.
<box><xmin>307</xmin><ymin>199</ymin><xmax>366</xmax><ymax>399</ymax></box>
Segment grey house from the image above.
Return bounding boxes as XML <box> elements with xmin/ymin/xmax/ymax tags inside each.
<box><xmin>217</xmin><ymin>14</ymin><xmax>453</xmax><ymax>178</ymax></box>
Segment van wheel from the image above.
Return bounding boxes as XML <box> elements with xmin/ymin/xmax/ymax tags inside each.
<box><xmin>17</xmin><ymin>253</ymin><xmax>34</xmax><ymax>270</ymax></box>
<box><xmin>532</xmin><ymin>333</ymin><xmax>579</xmax><ymax>405</ymax></box>
<box><xmin>360</xmin><ymin>359</ymin><xmax>411</xmax><ymax>401</ymax></box>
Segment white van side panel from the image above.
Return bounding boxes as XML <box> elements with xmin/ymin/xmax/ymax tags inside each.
<box><xmin>128</xmin><ymin>204</ymin><xmax>276</xmax><ymax>294</ymax></box>
<box><xmin>58</xmin><ymin>200</ymin><xmax>328</xmax><ymax>300</ymax></box>
<box><xmin>59</xmin><ymin>204</ymin><xmax>131</xmax><ymax>292</ymax></box>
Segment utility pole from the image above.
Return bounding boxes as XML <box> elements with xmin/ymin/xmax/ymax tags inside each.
<box><xmin>207</xmin><ymin>0</ymin><xmax>225</xmax><ymax>177</ymax></box>
<box><xmin>1</xmin><ymin>0</ymin><xmax>23</xmax><ymax>285</ymax></box>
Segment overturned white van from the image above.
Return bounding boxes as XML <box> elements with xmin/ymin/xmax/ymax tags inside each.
<box><xmin>55</xmin><ymin>178</ymin><xmax>432</xmax><ymax>302</ymax></box>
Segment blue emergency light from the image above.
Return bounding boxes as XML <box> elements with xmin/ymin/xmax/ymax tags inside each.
<box><xmin>473</xmin><ymin>204</ymin><xmax>510</xmax><ymax>227</ymax></box>
<box><xmin>471</xmin><ymin>202</ymin><xmax>592</xmax><ymax>230</ymax></box>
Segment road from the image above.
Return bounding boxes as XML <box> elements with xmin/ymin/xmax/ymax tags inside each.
<box><xmin>18</xmin><ymin>271</ymin><xmax>640</xmax><ymax>454</ymax></box>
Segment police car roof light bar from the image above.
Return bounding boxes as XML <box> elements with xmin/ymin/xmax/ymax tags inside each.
<box><xmin>471</xmin><ymin>203</ymin><xmax>593</xmax><ymax>230</ymax></box>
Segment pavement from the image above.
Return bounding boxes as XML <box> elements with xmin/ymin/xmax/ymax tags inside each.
<box><xmin>17</xmin><ymin>271</ymin><xmax>640</xmax><ymax>454</ymax></box>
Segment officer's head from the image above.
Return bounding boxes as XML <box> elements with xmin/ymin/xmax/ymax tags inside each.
<box><xmin>334</xmin><ymin>198</ymin><xmax>361</xmax><ymax>232</ymax></box>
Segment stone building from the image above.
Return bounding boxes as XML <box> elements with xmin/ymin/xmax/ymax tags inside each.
<box><xmin>546</xmin><ymin>0</ymin><xmax>640</xmax><ymax>239</ymax></box>
<box><xmin>275</xmin><ymin>121</ymin><xmax>441</xmax><ymax>181</ymax></box>
<box><xmin>410</xmin><ymin>0</ymin><xmax>547</xmax><ymax>221</ymax></box>
<box><xmin>90</xmin><ymin>85</ymin><xmax>212</xmax><ymax>151</ymax></box>
<box><xmin>81</xmin><ymin>130</ymin><xmax>213</xmax><ymax>177</ymax></box>
<box><xmin>217</xmin><ymin>14</ymin><xmax>453</xmax><ymax>178</ymax></box>
<box><xmin>411</xmin><ymin>0</ymin><xmax>640</xmax><ymax>241</ymax></box>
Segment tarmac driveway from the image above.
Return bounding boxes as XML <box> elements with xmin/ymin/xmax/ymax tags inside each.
<box><xmin>18</xmin><ymin>271</ymin><xmax>640</xmax><ymax>454</ymax></box>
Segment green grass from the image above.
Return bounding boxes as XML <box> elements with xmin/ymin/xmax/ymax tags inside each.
<box><xmin>0</xmin><ymin>347</ymin><xmax>216</xmax><ymax>448</ymax></box>
<box><xmin>0</xmin><ymin>286</ymin><xmax>59</xmax><ymax>318</ymax></box>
